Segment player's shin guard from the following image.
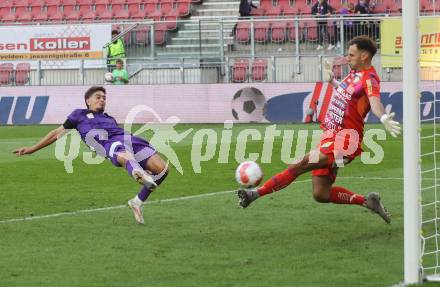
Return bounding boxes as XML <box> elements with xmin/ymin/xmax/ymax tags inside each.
<box><xmin>154</xmin><ymin>169</ymin><xmax>168</xmax><ymax>186</ymax></box>
<box><xmin>329</xmin><ymin>186</ymin><xmax>365</xmax><ymax>205</ymax></box>
<box><xmin>257</xmin><ymin>167</ymin><xmax>297</xmax><ymax>197</ymax></box>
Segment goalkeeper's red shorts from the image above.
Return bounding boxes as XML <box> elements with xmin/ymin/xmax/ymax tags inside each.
<box><xmin>311</xmin><ymin>130</ymin><xmax>363</xmax><ymax>183</ymax></box>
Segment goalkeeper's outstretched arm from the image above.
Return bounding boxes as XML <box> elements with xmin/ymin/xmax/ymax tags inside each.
<box><xmin>13</xmin><ymin>125</ymin><xmax>67</xmax><ymax>156</ymax></box>
<box><xmin>369</xmin><ymin>96</ymin><xmax>401</xmax><ymax>138</ymax></box>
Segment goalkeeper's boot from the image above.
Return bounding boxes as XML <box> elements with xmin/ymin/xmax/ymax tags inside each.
<box><xmin>128</xmin><ymin>198</ymin><xmax>145</xmax><ymax>225</ymax></box>
<box><xmin>237</xmin><ymin>188</ymin><xmax>260</xmax><ymax>208</ymax></box>
<box><xmin>364</xmin><ymin>192</ymin><xmax>391</xmax><ymax>224</ymax></box>
<box><xmin>132</xmin><ymin>169</ymin><xmax>157</xmax><ymax>190</ymax></box>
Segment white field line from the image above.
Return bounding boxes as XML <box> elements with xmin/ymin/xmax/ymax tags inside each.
<box><xmin>0</xmin><ymin>176</ymin><xmax>404</xmax><ymax>224</ymax></box>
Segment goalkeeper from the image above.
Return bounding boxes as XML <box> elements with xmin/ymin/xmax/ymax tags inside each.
<box><xmin>237</xmin><ymin>36</ymin><xmax>400</xmax><ymax>224</ymax></box>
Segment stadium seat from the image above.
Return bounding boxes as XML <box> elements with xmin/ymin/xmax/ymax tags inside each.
<box><xmin>277</xmin><ymin>0</ymin><xmax>290</xmax><ymax>10</ymax></box>
<box><xmin>63</xmin><ymin>0</ymin><xmax>82</xmax><ymax>21</ymax></box>
<box><xmin>235</xmin><ymin>22</ymin><xmax>250</xmax><ymax>43</ymax></box>
<box><xmin>282</xmin><ymin>5</ymin><xmax>298</xmax><ymax>16</ymax></box>
<box><xmin>264</xmin><ymin>6</ymin><xmax>282</xmax><ymax>16</ymax></box>
<box><xmin>149</xmin><ymin>9</ymin><xmax>163</xmax><ymax>21</ymax></box>
<box><xmin>254</xmin><ymin>21</ymin><xmax>270</xmax><ymax>43</ymax></box>
<box><xmin>259</xmin><ymin>0</ymin><xmax>273</xmax><ymax>11</ymax></box>
<box><xmin>303</xmin><ymin>20</ymin><xmax>318</xmax><ymax>42</ymax></box>
<box><xmin>231</xmin><ymin>58</ymin><xmax>249</xmax><ymax>83</ymax></box>
<box><xmin>163</xmin><ymin>9</ymin><xmax>179</xmax><ymax>30</ymax></box>
<box><xmin>112</xmin><ymin>0</ymin><xmax>130</xmax><ymax>19</ymax></box>
<box><xmin>294</xmin><ymin>0</ymin><xmax>310</xmax><ymax>14</ymax></box>
<box><xmin>249</xmin><ymin>7</ymin><xmax>264</xmax><ymax>16</ymax></box>
<box><xmin>15</xmin><ymin>63</ymin><xmax>31</xmax><ymax>85</ymax></box>
<box><xmin>134</xmin><ymin>25</ymin><xmax>150</xmax><ymax>45</ymax></box>
<box><xmin>251</xmin><ymin>58</ymin><xmax>268</xmax><ymax>82</ymax></box>
<box><xmin>270</xmin><ymin>21</ymin><xmax>287</xmax><ymax>42</ymax></box>
<box><xmin>176</xmin><ymin>0</ymin><xmax>191</xmax><ymax>17</ymax></box>
<box><xmin>144</xmin><ymin>0</ymin><xmax>159</xmax><ymax>15</ymax></box>
<box><xmin>127</xmin><ymin>0</ymin><xmax>145</xmax><ymax>18</ymax></box>
<box><xmin>0</xmin><ymin>63</ymin><xmax>14</xmax><ymax>85</ymax></box>
<box><xmin>46</xmin><ymin>1</ymin><xmax>64</xmax><ymax>21</ymax></box>
<box><xmin>95</xmin><ymin>0</ymin><xmax>113</xmax><ymax>20</ymax></box>
<box><xmin>286</xmin><ymin>22</ymin><xmax>298</xmax><ymax>42</ymax></box>
<box><xmin>160</xmin><ymin>0</ymin><xmax>175</xmax><ymax>15</ymax></box>
<box><xmin>420</xmin><ymin>0</ymin><xmax>433</xmax><ymax>13</ymax></box>
<box><xmin>153</xmin><ymin>23</ymin><xmax>167</xmax><ymax>45</ymax></box>
<box><xmin>79</xmin><ymin>0</ymin><xmax>96</xmax><ymax>20</ymax></box>
<box><xmin>30</xmin><ymin>0</ymin><xmax>45</xmax><ymax>21</ymax></box>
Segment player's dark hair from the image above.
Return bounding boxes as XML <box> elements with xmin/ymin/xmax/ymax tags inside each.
<box><xmin>84</xmin><ymin>86</ymin><xmax>106</xmax><ymax>108</ymax></box>
<box><xmin>348</xmin><ymin>36</ymin><xmax>377</xmax><ymax>57</ymax></box>
<box><xmin>111</xmin><ymin>30</ymin><xmax>119</xmax><ymax>35</ymax></box>
<box><xmin>115</xmin><ymin>58</ymin><xmax>123</xmax><ymax>65</ymax></box>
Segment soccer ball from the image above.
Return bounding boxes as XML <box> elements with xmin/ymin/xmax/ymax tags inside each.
<box><xmin>235</xmin><ymin>161</ymin><xmax>263</xmax><ymax>188</ymax></box>
<box><xmin>231</xmin><ymin>87</ymin><xmax>267</xmax><ymax>122</ymax></box>
<box><xmin>104</xmin><ymin>72</ymin><xmax>114</xmax><ymax>82</ymax></box>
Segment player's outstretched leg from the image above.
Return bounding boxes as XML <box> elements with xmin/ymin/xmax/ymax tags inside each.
<box><xmin>363</xmin><ymin>192</ymin><xmax>391</xmax><ymax>224</ymax></box>
<box><xmin>127</xmin><ymin>155</ymin><xmax>168</xmax><ymax>224</ymax></box>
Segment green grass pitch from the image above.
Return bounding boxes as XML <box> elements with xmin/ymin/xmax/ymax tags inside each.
<box><xmin>0</xmin><ymin>123</ymin><xmax>433</xmax><ymax>286</ymax></box>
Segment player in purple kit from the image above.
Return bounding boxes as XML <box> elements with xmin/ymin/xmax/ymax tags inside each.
<box><xmin>13</xmin><ymin>86</ymin><xmax>168</xmax><ymax>224</ymax></box>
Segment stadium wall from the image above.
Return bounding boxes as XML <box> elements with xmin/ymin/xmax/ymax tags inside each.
<box><xmin>0</xmin><ymin>82</ymin><xmax>435</xmax><ymax>125</ymax></box>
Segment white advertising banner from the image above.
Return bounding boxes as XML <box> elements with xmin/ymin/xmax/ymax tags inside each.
<box><xmin>0</xmin><ymin>82</ymin><xmax>425</xmax><ymax>126</ymax></box>
<box><xmin>0</xmin><ymin>24</ymin><xmax>111</xmax><ymax>68</ymax></box>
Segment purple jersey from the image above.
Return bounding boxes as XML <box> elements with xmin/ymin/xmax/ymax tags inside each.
<box><xmin>64</xmin><ymin>109</ymin><xmax>156</xmax><ymax>167</ymax></box>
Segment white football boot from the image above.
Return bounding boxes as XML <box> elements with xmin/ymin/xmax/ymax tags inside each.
<box><xmin>127</xmin><ymin>198</ymin><xmax>145</xmax><ymax>225</ymax></box>
<box><xmin>364</xmin><ymin>192</ymin><xmax>391</xmax><ymax>224</ymax></box>
<box><xmin>132</xmin><ymin>169</ymin><xmax>157</xmax><ymax>190</ymax></box>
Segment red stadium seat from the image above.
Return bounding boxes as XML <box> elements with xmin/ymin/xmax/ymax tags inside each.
<box><xmin>163</xmin><ymin>9</ymin><xmax>179</xmax><ymax>30</ymax></box>
<box><xmin>95</xmin><ymin>0</ymin><xmax>113</xmax><ymax>19</ymax></box>
<box><xmin>30</xmin><ymin>0</ymin><xmax>45</xmax><ymax>20</ymax></box>
<box><xmin>303</xmin><ymin>20</ymin><xmax>318</xmax><ymax>42</ymax></box>
<box><xmin>232</xmin><ymin>59</ymin><xmax>249</xmax><ymax>83</ymax></box>
<box><xmin>286</xmin><ymin>22</ymin><xmax>298</xmax><ymax>42</ymax></box>
<box><xmin>235</xmin><ymin>22</ymin><xmax>250</xmax><ymax>43</ymax></box>
<box><xmin>249</xmin><ymin>7</ymin><xmax>264</xmax><ymax>16</ymax></box>
<box><xmin>149</xmin><ymin>9</ymin><xmax>163</xmax><ymax>21</ymax></box>
<box><xmin>144</xmin><ymin>0</ymin><xmax>159</xmax><ymax>15</ymax></box>
<box><xmin>15</xmin><ymin>63</ymin><xmax>31</xmax><ymax>85</ymax></box>
<box><xmin>47</xmin><ymin>4</ymin><xmax>64</xmax><ymax>21</ymax></box>
<box><xmin>264</xmin><ymin>6</ymin><xmax>282</xmax><ymax>16</ymax></box>
<box><xmin>160</xmin><ymin>0</ymin><xmax>175</xmax><ymax>15</ymax></box>
<box><xmin>254</xmin><ymin>21</ymin><xmax>270</xmax><ymax>43</ymax></box>
<box><xmin>270</xmin><ymin>21</ymin><xmax>287</xmax><ymax>42</ymax></box>
<box><xmin>153</xmin><ymin>23</ymin><xmax>167</xmax><ymax>45</ymax></box>
<box><xmin>134</xmin><ymin>25</ymin><xmax>150</xmax><ymax>45</ymax></box>
<box><xmin>251</xmin><ymin>58</ymin><xmax>268</xmax><ymax>82</ymax></box>
<box><xmin>15</xmin><ymin>0</ymin><xmax>32</xmax><ymax>22</ymax></box>
<box><xmin>129</xmin><ymin>2</ymin><xmax>147</xmax><ymax>19</ymax></box>
<box><xmin>112</xmin><ymin>0</ymin><xmax>130</xmax><ymax>19</ymax></box>
<box><xmin>282</xmin><ymin>5</ymin><xmax>298</xmax><ymax>16</ymax></box>
<box><xmin>0</xmin><ymin>63</ymin><xmax>14</xmax><ymax>85</ymax></box>
<box><xmin>277</xmin><ymin>0</ymin><xmax>290</xmax><ymax>10</ymax></box>
<box><xmin>259</xmin><ymin>0</ymin><xmax>273</xmax><ymax>11</ymax></box>
<box><xmin>176</xmin><ymin>0</ymin><xmax>191</xmax><ymax>17</ymax></box>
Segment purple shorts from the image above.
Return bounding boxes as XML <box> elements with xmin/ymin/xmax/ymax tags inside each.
<box><xmin>103</xmin><ymin>135</ymin><xmax>157</xmax><ymax>168</ymax></box>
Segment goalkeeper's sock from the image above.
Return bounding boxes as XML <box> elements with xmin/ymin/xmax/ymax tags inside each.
<box><xmin>257</xmin><ymin>167</ymin><xmax>297</xmax><ymax>196</ymax></box>
<box><xmin>329</xmin><ymin>186</ymin><xmax>365</xmax><ymax>205</ymax></box>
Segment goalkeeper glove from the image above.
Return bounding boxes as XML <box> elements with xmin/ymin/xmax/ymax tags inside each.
<box><xmin>323</xmin><ymin>60</ymin><xmax>334</xmax><ymax>83</ymax></box>
<box><xmin>380</xmin><ymin>112</ymin><xmax>401</xmax><ymax>138</ymax></box>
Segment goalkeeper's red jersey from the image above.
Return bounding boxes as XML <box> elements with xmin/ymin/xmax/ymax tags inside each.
<box><xmin>321</xmin><ymin>66</ymin><xmax>381</xmax><ymax>140</ymax></box>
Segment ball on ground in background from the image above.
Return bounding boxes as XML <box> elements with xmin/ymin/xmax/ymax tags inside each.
<box><xmin>231</xmin><ymin>87</ymin><xmax>267</xmax><ymax>122</ymax></box>
<box><xmin>104</xmin><ymin>72</ymin><xmax>114</xmax><ymax>82</ymax></box>
<box><xmin>235</xmin><ymin>161</ymin><xmax>263</xmax><ymax>188</ymax></box>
